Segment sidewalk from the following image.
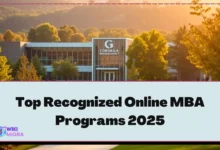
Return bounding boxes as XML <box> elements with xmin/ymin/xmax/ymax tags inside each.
<box><xmin>29</xmin><ymin>145</ymin><xmax>117</xmax><ymax>150</ymax></box>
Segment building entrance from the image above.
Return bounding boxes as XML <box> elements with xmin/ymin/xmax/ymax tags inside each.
<box><xmin>104</xmin><ymin>72</ymin><xmax>116</xmax><ymax>81</ymax></box>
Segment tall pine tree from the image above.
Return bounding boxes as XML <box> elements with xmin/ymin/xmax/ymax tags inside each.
<box><xmin>32</xmin><ymin>55</ymin><xmax>46</xmax><ymax>79</ymax></box>
<box><xmin>28</xmin><ymin>63</ymin><xmax>41</xmax><ymax>81</ymax></box>
<box><xmin>15</xmin><ymin>54</ymin><xmax>41</xmax><ymax>81</ymax></box>
<box><xmin>0</xmin><ymin>48</ymin><xmax>13</xmax><ymax>81</ymax></box>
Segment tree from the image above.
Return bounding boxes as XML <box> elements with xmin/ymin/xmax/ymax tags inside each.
<box><xmin>60</xmin><ymin>25</ymin><xmax>68</xmax><ymax>30</ymax></box>
<box><xmin>52</xmin><ymin>59</ymin><xmax>79</xmax><ymax>80</ymax></box>
<box><xmin>15</xmin><ymin>54</ymin><xmax>41</xmax><ymax>81</ymax></box>
<box><xmin>32</xmin><ymin>55</ymin><xmax>46</xmax><ymax>79</ymax></box>
<box><xmin>3</xmin><ymin>30</ymin><xmax>14</xmax><ymax>41</ymax></box>
<box><xmin>126</xmin><ymin>30</ymin><xmax>169</xmax><ymax>80</ymax></box>
<box><xmin>0</xmin><ymin>47</ymin><xmax>13</xmax><ymax>81</ymax></box>
<box><xmin>87</xmin><ymin>31</ymin><xmax>99</xmax><ymax>41</ymax></box>
<box><xmin>69</xmin><ymin>25</ymin><xmax>78</xmax><ymax>33</ymax></box>
<box><xmin>28</xmin><ymin>63</ymin><xmax>41</xmax><ymax>81</ymax></box>
<box><xmin>70</xmin><ymin>33</ymin><xmax>86</xmax><ymax>42</ymax></box>
<box><xmin>58</xmin><ymin>28</ymin><xmax>74</xmax><ymax>42</ymax></box>
<box><xmin>13</xmin><ymin>34</ymin><xmax>23</xmax><ymax>41</ymax></box>
<box><xmin>17</xmin><ymin>32</ymin><xmax>28</xmax><ymax>42</ymax></box>
<box><xmin>84</xmin><ymin>27</ymin><xmax>99</xmax><ymax>39</ymax></box>
<box><xmin>183</xmin><ymin>0</ymin><xmax>220</xmax><ymax>80</ymax></box>
<box><xmin>28</xmin><ymin>27</ymin><xmax>37</xmax><ymax>42</ymax></box>
<box><xmin>127</xmin><ymin>62</ymin><xmax>139</xmax><ymax>81</ymax></box>
<box><xmin>35</xmin><ymin>23</ymin><xmax>60</xmax><ymax>42</ymax></box>
<box><xmin>15</xmin><ymin>55</ymin><xmax>29</xmax><ymax>81</ymax></box>
<box><xmin>3</xmin><ymin>30</ymin><xmax>24</xmax><ymax>42</ymax></box>
<box><xmin>99</xmin><ymin>28</ymin><xmax>131</xmax><ymax>38</ymax></box>
<box><xmin>60</xmin><ymin>25</ymin><xmax>78</xmax><ymax>33</ymax></box>
<box><xmin>168</xmin><ymin>26</ymin><xmax>199</xmax><ymax>81</ymax></box>
<box><xmin>10</xmin><ymin>59</ymin><xmax>20</xmax><ymax>79</ymax></box>
<box><xmin>0</xmin><ymin>33</ymin><xmax>4</xmax><ymax>41</ymax></box>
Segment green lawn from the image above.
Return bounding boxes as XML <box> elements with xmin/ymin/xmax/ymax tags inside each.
<box><xmin>111</xmin><ymin>145</ymin><xmax>220</xmax><ymax>150</ymax></box>
<box><xmin>11</xmin><ymin>145</ymin><xmax>39</xmax><ymax>150</ymax></box>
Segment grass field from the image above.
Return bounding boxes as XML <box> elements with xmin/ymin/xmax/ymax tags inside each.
<box><xmin>11</xmin><ymin>145</ymin><xmax>39</xmax><ymax>150</ymax></box>
<box><xmin>111</xmin><ymin>145</ymin><xmax>220</xmax><ymax>150</ymax></box>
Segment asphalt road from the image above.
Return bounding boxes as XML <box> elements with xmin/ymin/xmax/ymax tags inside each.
<box><xmin>29</xmin><ymin>145</ymin><xmax>117</xmax><ymax>150</ymax></box>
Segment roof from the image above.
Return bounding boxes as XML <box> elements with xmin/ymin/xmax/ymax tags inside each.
<box><xmin>25</xmin><ymin>42</ymin><xmax>92</xmax><ymax>48</ymax></box>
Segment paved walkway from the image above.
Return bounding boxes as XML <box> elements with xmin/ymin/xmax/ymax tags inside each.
<box><xmin>29</xmin><ymin>145</ymin><xmax>117</xmax><ymax>150</ymax></box>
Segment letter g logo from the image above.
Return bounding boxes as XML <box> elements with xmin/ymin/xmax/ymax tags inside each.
<box><xmin>104</xmin><ymin>40</ymin><xmax>113</xmax><ymax>49</ymax></box>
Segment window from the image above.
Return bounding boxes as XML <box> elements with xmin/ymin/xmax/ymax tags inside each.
<box><xmin>41</xmin><ymin>49</ymin><xmax>47</xmax><ymax>65</ymax></box>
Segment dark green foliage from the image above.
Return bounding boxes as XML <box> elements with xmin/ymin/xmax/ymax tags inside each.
<box><xmin>31</xmin><ymin>55</ymin><xmax>46</xmax><ymax>79</ymax></box>
<box><xmin>52</xmin><ymin>59</ymin><xmax>79</xmax><ymax>80</ymax></box>
<box><xmin>126</xmin><ymin>30</ymin><xmax>169</xmax><ymax>80</ymax></box>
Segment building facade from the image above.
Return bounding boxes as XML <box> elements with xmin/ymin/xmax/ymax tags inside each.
<box><xmin>0</xmin><ymin>38</ymin><xmax>179</xmax><ymax>81</ymax></box>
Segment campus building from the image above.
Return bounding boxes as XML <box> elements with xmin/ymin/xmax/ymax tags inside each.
<box><xmin>0</xmin><ymin>38</ymin><xmax>178</xmax><ymax>81</ymax></box>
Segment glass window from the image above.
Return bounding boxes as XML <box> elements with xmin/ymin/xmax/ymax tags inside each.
<box><xmin>63</xmin><ymin>51</ymin><xmax>67</xmax><ymax>60</ymax></box>
<box><xmin>68</xmin><ymin>51</ymin><xmax>72</xmax><ymax>62</ymax></box>
<box><xmin>26</xmin><ymin>48</ymin><xmax>31</xmax><ymax>62</ymax></box>
<box><xmin>86</xmin><ymin>72</ymin><xmax>91</xmax><ymax>81</ymax></box>
<box><xmin>73</xmin><ymin>51</ymin><xmax>77</xmax><ymax>62</ymax></box>
<box><xmin>57</xmin><ymin>51</ymin><xmax>62</xmax><ymax>60</ymax></box>
<box><xmin>41</xmin><ymin>50</ymin><xmax>47</xmax><ymax>65</ymax></box>
<box><xmin>78</xmin><ymin>51</ymin><xmax>83</xmax><ymax>59</ymax></box>
<box><xmin>32</xmin><ymin>49</ymin><xmax>37</xmax><ymax>57</ymax></box>
<box><xmin>37</xmin><ymin>49</ymin><xmax>41</xmax><ymax>58</ymax></box>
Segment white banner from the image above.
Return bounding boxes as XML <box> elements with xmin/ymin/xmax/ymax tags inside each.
<box><xmin>0</xmin><ymin>82</ymin><xmax>218</xmax><ymax>142</ymax></box>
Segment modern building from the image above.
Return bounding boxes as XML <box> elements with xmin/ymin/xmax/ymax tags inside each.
<box><xmin>0</xmin><ymin>38</ymin><xmax>178</xmax><ymax>81</ymax></box>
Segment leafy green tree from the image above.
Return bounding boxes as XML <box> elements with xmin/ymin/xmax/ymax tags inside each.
<box><xmin>32</xmin><ymin>55</ymin><xmax>46</xmax><ymax>79</ymax></box>
<box><xmin>0</xmin><ymin>33</ymin><xmax>4</xmax><ymax>41</ymax></box>
<box><xmin>58</xmin><ymin>28</ymin><xmax>74</xmax><ymax>42</ymax></box>
<box><xmin>87</xmin><ymin>31</ymin><xmax>99</xmax><ymax>41</ymax></box>
<box><xmin>0</xmin><ymin>47</ymin><xmax>13</xmax><ymax>81</ymax></box>
<box><xmin>10</xmin><ymin>59</ymin><xmax>20</xmax><ymax>79</ymax></box>
<box><xmin>35</xmin><ymin>23</ymin><xmax>60</xmax><ymax>42</ymax></box>
<box><xmin>17</xmin><ymin>32</ymin><xmax>28</xmax><ymax>42</ymax></box>
<box><xmin>60</xmin><ymin>25</ymin><xmax>68</xmax><ymax>30</ymax></box>
<box><xmin>168</xmin><ymin>26</ymin><xmax>199</xmax><ymax>81</ymax></box>
<box><xmin>52</xmin><ymin>59</ymin><xmax>79</xmax><ymax>80</ymax></box>
<box><xmin>70</xmin><ymin>33</ymin><xmax>86</xmax><ymax>42</ymax></box>
<box><xmin>69</xmin><ymin>25</ymin><xmax>78</xmax><ymax>33</ymax></box>
<box><xmin>15</xmin><ymin>54</ymin><xmax>41</xmax><ymax>81</ymax></box>
<box><xmin>3</xmin><ymin>30</ymin><xmax>24</xmax><ymax>42</ymax></box>
<box><xmin>28</xmin><ymin>27</ymin><xmax>37</xmax><ymax>42</ymax></box>
<box><xmin>15</xmin><ymin>55</ymin><xmax>29</xmax><ymax>81</ymax></box>
<box><xmin>3</xmin><ymin>30</ymin><xmax>14</xmax><ymax>41</ymax></box>
<box><xmin>13</xmin><ymin>34</ymin><xmax>23</xmax><ymax>41</ymax></box>
<box><xmin>60</xmin><ymin>25</ymin><xmax>78</xmax><ymax>33</ymax></box>
<box><xmin>127</xmin><ymin>62</ymin><xmax>139</xmax><ymax>81</ymax></box>
<box><xmin>183</xmin><ymin>0</ymin><xmax>220</xmax><ymax>80</ymax></box>
<box><xmin>28</xmin><ymin>63</ymin><xmax>41</xmax><ymax>81</ymax></box>
<box><xmin>99</xmin><ymin>28</ymin><xmax>131</xmax><ymax>38</ymax></box>
<box><xmin>126</xmin><ymin>30</ymin><xmax>169</xmax><ymax>80</ymax></box>
<box><xmin>84</xmin><ymin>27</ymin><xmax>99</xmax><ymax>39</ymax></box>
